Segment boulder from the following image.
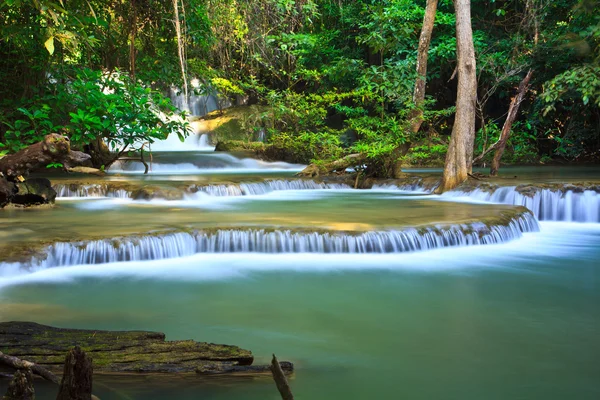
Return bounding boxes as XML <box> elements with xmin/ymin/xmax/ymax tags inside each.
<box><xmin>0</xmin><ymin>177</ymin><xmax>16</xmax><ymax>208</ymax></box>
<box><xmin>12</xmin><ymin>178</ymin><xmax>57</xmax><ymax>206</ymax></box>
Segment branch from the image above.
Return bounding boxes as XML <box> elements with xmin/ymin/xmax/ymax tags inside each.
<box><xmin>0</xmin><ymin>351</ymin><xmax>59</xmax><ymax>384</ymax></box>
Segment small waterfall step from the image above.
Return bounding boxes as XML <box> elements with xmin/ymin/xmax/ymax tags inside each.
<box><xmin>53</xmin><ymin>179</ymin><xmax>351</xmax><ymax>199</ymax></box>
<box><xmin>443</xmin><ymin>183</ymin><xmax>600</xmax><ymax>223</ymax></box>
<box><xmin>371</xmin><ymin>178</ymin><xmax>600</xmax><ymax>223</ymax></box>
<box><xmin>8</xmin><ymin>209</ymin><xmax>538</xmax><ymax>269</ymax></box>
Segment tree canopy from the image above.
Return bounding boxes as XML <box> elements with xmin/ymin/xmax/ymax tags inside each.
<box><xmin>1</xmin><ymin>0</ymin><xmax>598</xmax><ymax>171</ymax></box>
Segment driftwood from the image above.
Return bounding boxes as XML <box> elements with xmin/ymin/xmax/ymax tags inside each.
<box><xmin>0</xmin><ymin>134</ymin><xmax>90</xmax><ymax>179</ymax></box>
<box><xmin>270</xmin><ymin>354</ymin><xmax>294</xmax><ymax>400</ymax></box>
<box><xmin>56</xmin><ymin>347</ymin><xmax>93</xmax><ymax>400</ymax></box>
<box><xmin>297</xmin><ymin>154</ymin><xmax>365</xmax><ymax>178</ymax></box>
<box><xmin>3</xmin><ymin>368</ymin><xmax>35</xmax><ymax>400</ymax></box>
<box><xmin>0</xmin><ymin>351</ymin><xmax>59</xmax><ymax>384</ymax></box>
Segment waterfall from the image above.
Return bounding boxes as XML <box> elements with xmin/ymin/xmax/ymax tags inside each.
<box><xmin>187</xmin><ymin>180</ymin><xmax>351</xmax><ymax>197</ymax></box>
<box><xmin>443</xmin><ymin>186</ymin><xmax>600</xmax><ymax>223</ymax></box>
<box><xmin>54</xmin><ymin>184</ymin><xmax>130</xmax><ymax>199</ymax></box>
<box><xmin>53</xmin><ymin>179</ymin><xmax>350</xmax><ymax>199</ymax></box>
<box><xmin>10</xmin><ymin>211</ymin><xmax>538</xmax><ymax>269</ymax></box>
<box><xmin>198</xmin><ymin>134</ymin><xmax>211</xmax><ymax>148</ymax></box>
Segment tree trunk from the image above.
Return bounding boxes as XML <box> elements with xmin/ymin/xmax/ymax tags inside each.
<box><xmin>129</xmin><ymin>0</ymin><xmax>137</xmax><ymax>80</ymax></box>
<box><xmin>173</xmin><ymin>0</ymin><xmax>188</xmax><ymax>101</ymax></box>
<box><xmin>270</xmin><ymin>354</ymin><xmax>294</xmax><ymax>400</ymax></box>
<box><xmin>437</xmin><ymin>0</ymin><xmax>477</xmax><ymax>193</ymax></box>
<box><xmin>0</xmin><ymin>134</ymin><xmax>90</xmax><ymax>179</ymax></box>
<box><xmin>490</xmin><ymin>69</ymin><xmax>533</xmax><ymax>175</ymax></box>
<box><xmin>3</xmin><ymin>369</ymin><xmax>35</xmax><ymax>400</ymax></box>
<box><xmin>409</xmin><ymin>0</ymin><xmax>439</xmax><ymax>134</ymax></box>
<box><xmin>56</xmin><ymin>347</ymin><xmax>93</xmax><ymax>400</ymax></box>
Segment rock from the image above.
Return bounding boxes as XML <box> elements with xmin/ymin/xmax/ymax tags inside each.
<box><xmin>0</xmin><ymin>322</ymin><xmax>254</xmax><ymax>374</ymax></box>
<box><xmin>12</xmin><ymin>178</ymin><xmax>57</xmax><ymax>206</ymax></box>
<box><xmin>131</xmin><ymin>186</ymin><xmax>184</xmax><ymax>200</ymax></box>
<box><xmin>56</xmin><ymin>347</ymin><xmax>93</xmax><ymax>400</ymax></box>
<box><xmin>0</xmin><ymin>177</ymin><xmax>16</xmax><ymax>208</ymax></box>
<box><xmin>3</xmin><ymin>368</ymin><xmax>35</xmax><ymax>400</ymax></box>
<box><xmin>66</xmin><ymin>167</ymin><xmax>106</xmax><ymax>177</ymax></box>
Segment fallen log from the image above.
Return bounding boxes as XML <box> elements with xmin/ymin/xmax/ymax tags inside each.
<box><xmin>297</xmin><ymin>154</ymin><xmax>365</xmax><ymax>178</ymax></box>
<box><xmin>0</xmin><ymin>351</ymin><xmax>59</xmax><ymax>384</ymax></box>
<box><xmin>0</xmin><ymin>134</ymin><xmax>90</xmax><ymax>179</ymax></box>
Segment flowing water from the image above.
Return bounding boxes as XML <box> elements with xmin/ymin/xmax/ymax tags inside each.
<box><xmin>1</xmin><ymin>152</ymin><xmax>599</xmax><ymax>400</ymax></box>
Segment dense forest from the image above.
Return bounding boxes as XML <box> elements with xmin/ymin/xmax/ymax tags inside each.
<box><xmin>1</xmin><ymin>0</ymin><xmax>599</xmax><ymax>187</ymax></box>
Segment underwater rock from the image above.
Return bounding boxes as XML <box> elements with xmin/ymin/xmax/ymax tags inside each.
<box><xmin>12</xmin><ymin>178</ymin><xmax>57</xmax><ymax>206</ymax></box>
<box><xmin>130</xmin><ymin>186</ymin><xmax>184</xmax><ymax>200</ymax></box>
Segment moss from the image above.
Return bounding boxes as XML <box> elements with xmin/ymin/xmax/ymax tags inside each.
<box><xmin>0</xmin><ymin>322</ymin><xmax>253</xmax><ymax>374</ymax></box>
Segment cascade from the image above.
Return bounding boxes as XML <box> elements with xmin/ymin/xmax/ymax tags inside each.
<box><xmin>443</xmin><ymin>186</ymin><xmax>600</xmax><ymax>223</ymax></box>
<box><xmin>187</xmin><ymin>180</ymin><xmax>351</xmax><ymax>197</ymax></box>
<box><xmin>9</xmin><ymin>211</ymin><xmax>538</xmax><ymax>269</ymax></box>
<box><xmin>54</xmin><ymin>184</ymin><xmax>130</xmax><ymax>199</ymax></box>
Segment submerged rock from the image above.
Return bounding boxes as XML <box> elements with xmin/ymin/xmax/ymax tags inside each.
<box><xmin>0</xmin><ymin>322</ymin><xmax>260</xmax><ymax>374</ymax></box>
<box><xmin>130</xmin><ymin>186</ymin><xmax>184</xmax><ymax>200</ymax></box>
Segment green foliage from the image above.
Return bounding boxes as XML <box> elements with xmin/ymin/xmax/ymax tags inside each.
<box><xmin>2</xmin><ymin>68</ymin><xmax>190</xmax><ymax>158</ymax></box>
<box><xmin>541</xmin><ymin>64</ymin><xmax>600</xmax><ymax>113</ymax></box>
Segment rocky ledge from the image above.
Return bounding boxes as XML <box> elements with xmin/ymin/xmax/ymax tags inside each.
<box><xmin>0</xmin><ymin>322</ymin><xmax>293</xmax><ymax>375</ymax></box>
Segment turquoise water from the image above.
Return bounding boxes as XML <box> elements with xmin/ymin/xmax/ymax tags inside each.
<box><xmin>1</xmin><ymin>151</ymin><xmax>600</xmax><ymax>399</ymax></box>
<box><xmin>1</xmin><ymin>222</ymin><xmax>599</xmax><ymax>399</ymax></box>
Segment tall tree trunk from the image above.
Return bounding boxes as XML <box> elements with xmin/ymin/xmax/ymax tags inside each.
<box><xmin>129</xmin><ymin>0</ymin><xmax>137</xmax><ymax>80</ymax></box>
<box><xmin>437</xmin><ymin>0</ymin><xmax>477</xmax><ymax>193</ymax></box>
<box><xmin>410</xmin><ymin>0</ymin><xmax>439</xmax><ymax>133</ymax></box>
<box><xmin>490</xmin><ymin>69</ymin><xmax>533</xmax><ymax>175</ymax></box>
<box><xmin>173</xmin><ymin>0</ymin><xmax>188</xmax><ymax>101</ymax></box>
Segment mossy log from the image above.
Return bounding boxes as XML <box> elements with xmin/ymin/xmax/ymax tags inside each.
<box><xmin>0</xmin><ymin>134</ymin><xmax>90</xmax><ymax>179</ymax></box>
<box><xmin>297</xmin><ymin>154</ymin><xmax>366</xmax><ymax>178</ymax></box>
<box><xmin>0</xmin><ymin>322</ymin><xmax>291</xmax><ymax>376</ymax></box>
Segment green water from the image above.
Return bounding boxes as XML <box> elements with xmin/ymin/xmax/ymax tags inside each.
<box><xmin>0</xmin><ymin>191</ymin><xmax>516</xmax><ymax>254</ymax></box>
<box><xmin>0</xmin><ymin>222</ymin><xmax>599</xmax><ymax>399</ymax></box>
<box><xmin>1</xmin><ymin>161</ymin><xmax>600</xmax><ymax>399</ymax></box>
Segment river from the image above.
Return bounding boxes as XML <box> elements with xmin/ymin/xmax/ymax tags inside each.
<box><xmin>0</xmin><ymin>147</ymin><xmax>598</xmax><ymax>400</ymax></box>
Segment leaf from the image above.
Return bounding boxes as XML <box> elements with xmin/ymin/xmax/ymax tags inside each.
<box><xmin>45</xmin><ymin>37</ymin><xmax>55</xmax><ymax>55</ymax></box>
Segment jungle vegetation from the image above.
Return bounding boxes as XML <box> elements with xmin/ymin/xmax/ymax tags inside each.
<box><xmin>1</xmin><ymin>0</ymin><xmax>599</xmax><ymax>188</ymax></box>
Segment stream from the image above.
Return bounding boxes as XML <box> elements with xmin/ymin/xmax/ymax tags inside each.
<box><xmin>0</xmin><ymin>146</ymin><xmax>599</xmax><ymax>399</ymax></box>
